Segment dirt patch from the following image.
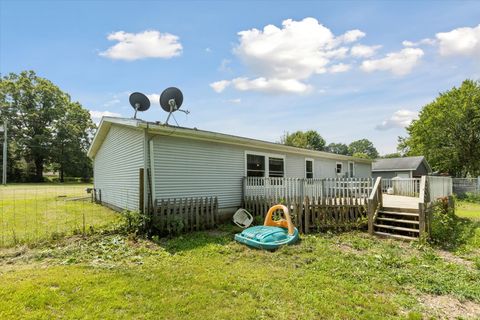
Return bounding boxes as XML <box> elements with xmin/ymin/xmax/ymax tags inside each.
<box><xmin>420</xmin><ymin>294</ymin><xmax>480</xmax><ymax>319</ymax></box>
<box><xmin>335</xmin><ymin>243</ymin><xmax>365</xmax><ymax>255</ymax></box>
<box><xmin>437</xmin><ymin>250</ymin><xmax>475</xmax><ymax>270</ymax></box>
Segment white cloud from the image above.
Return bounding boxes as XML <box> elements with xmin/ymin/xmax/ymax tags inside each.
<box><xmin>376</xmin><ymin>109</ymin><xmax>418</xmax><ymax>130</ymax></box>
<box><xmin>350</xmin><ymin>44</ymin><xmax>381</xmax><ymax>58</ymax></box>
<box><xmin>210</xmin><ymin>80</ymin><xmax>231</xmax><ymax>93</ymax></box>
<box><xmin>339</xmin><ymin>29</ymin><xmax>366</xmax><ymax>43</ymax></box>
<box><xmin>90</xmin><ymin>110</ymin><xmax>122</xmax><ymax>123</ymax></box>
<box><xmin>436</xmin><ymin>24</ymin><xmax>480</xmax><ymax>56</ymax></box>
<box><xmin>361</xmin><ymin>48</ymin><xmax>424</xmax><ymax>76</ymax></box>
<box><xmin>99</xmin><ymin>30</ymin><xmax>182</xmax><ymax>60</ymax></box>
<box><xmin>328</xmin><ymin>63</ymin><xmax>351</xmax><ymax>73</ymax></box>
<box><xmin>231</xmin><ymin>77</ymin><xmax>311</xmax><ymax>94</ymax></box>
<box><xmin>146</xmin><ymin>94</ymin><xmax>160</xmax><ymax>105</ymax></box>
<box><xmin>226</xmin><ymin>98</ymin><xmax>241</xmax><ymax>104</ymax></box>
<box><xmin>211</xmin><ymin>17</ymin><xmax>366</xmax><ymax>94</ymax></box>
<box><xmin>402</xmin><ymin>38</ymin><xmax>436</xmax><ymax>47</ymax></box>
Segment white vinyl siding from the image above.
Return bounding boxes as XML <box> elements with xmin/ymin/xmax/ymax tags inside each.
<box><xmin>93</xmin><ymin>125</ymin><xmax>144</xmax><ymax>211</ymax></box>
<box><xmin>152</xmin><ymin>135</ymin><xmax>245</xmax><ymax>209</ymax></box>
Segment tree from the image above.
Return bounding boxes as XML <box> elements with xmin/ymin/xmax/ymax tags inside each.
<box><xmin>352</xmin><ymin>152</ymin><xmax>370</xmax><ymax>159</ymax></box>
<box><xmin>399</xmin><ymin>80</ymin><xmax>480</xmax><ymax>177</ymax></box>
<box><xmin>281</xmin><ymin>130</ymin><xmax>326</xmax><ymax>151</ymax></box>
<box><xmin>0</xmin><ymin>71</ymin><xmax>94</xmax><ymax>182</ymax></box>
<box><xmin>382</xmin><ymin>152</ymin><xmax>402</xmax><ymax>158</ymax></box>
<box><xmin>348</xmin><ymin>139</ymin><xmax>379</xmax><ymax>159</ymax></box>
<box><xmin>51</xmin><ymin>102</ymin><xmax>95</xmax><ymax>182</ymax></box>
<box><xmin>326</xmin><ymin>143</ymin><xmax>350</xmax><ymax>155</ymax></box>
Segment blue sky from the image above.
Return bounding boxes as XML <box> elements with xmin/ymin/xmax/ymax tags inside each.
<box><xmin>1</xmin><ymin>1</ymin><xmax>479</xmax><ymax>154</ymax></box>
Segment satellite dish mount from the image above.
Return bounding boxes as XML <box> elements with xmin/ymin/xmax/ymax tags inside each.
<box><xmin>129</xmin><ymin>92</ymin><xmax>150</xmax><ymax>119</ymax></box>
<box><xmin>160</xmin><ymin>87</ymin><xmax>189</xmax><ymax>125</ymax></box>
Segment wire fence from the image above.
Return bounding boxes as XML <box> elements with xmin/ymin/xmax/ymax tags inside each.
<box><xmin>0</xmin><ymin>184</ymin><xmax>121</xmax><ymax>247</ymax></box>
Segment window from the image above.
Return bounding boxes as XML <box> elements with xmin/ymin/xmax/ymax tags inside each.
<box><xmin>336</xmin><ymin>162</ymin><xmax>343</xmax><ymax>175</ymax></box>
<box><xmin>305</xmin><ymin>159</ymin><xmax>314</xmax><ymax>179</ymax></box>
<box><xmin>246</xmin><ymin>154</ymin><xmax>265</xmax><ymax>177</ymax></box>
<box><xmin>245</xmin><ymin>152</ymin><xmax>285</xmax><ymax>177</ymax></box>
<box><xmin>348</xmin><ymin>161</ymin><xmax>355</xmax><ymax>178</ymax></box>
<box><xmin>268</xmin><ymin>157</ymin><xmax>284</xmax><ymax>177</ymax></box>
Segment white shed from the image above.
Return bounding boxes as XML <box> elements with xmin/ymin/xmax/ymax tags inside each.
<box><xmin>87</xmin><ymin>117</ymin><xmax>373</xmax><ymax>215</ymax></box>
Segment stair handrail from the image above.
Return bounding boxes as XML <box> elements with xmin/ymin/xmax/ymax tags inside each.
<box><xmin>418</xmin><ymin>175</ymin><xmax>428</xmax><ymax>237</ymax></box>
<box><xmin>368</xmin><ymin>177</ymin><xmax>382</xmax><ymax>235</ymax></box>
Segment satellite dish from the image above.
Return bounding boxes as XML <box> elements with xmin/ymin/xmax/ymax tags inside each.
<box><xmin>159</xmin><ymin>87</ymin><xmax>189</xmax><ymax>125</ymax></box>
<box><xmin>129</xmin><ymin>92</ymin><xmax>150</xmax><ymax>119</ymax></box>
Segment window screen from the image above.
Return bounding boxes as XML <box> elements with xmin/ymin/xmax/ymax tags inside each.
<box><xmin>306</xmin><ymin>160</ymin><xmax>313</xmax><ymax>179</ymax></box>
<box><xmin>268</xmin><ymin>157</ymin><xmax>284</xmax><ymax>177</ymax></box>
<box><xmin>246</xmin><ymin>154</ymin><xmax>265</xmax><ymax>177</ymax></box>
<box><xmin>336</xmin><ymin>163</ymin><xmax>342</xmax><ymax>174</ymax></box>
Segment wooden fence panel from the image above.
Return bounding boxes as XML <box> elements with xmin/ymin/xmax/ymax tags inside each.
<box><xmin>152</xmin><ymin>196</ymin><xmax>218</xmax><ymax>234</ymax></box>
<box><xmin>243</xmin><ymin>194</ymin><xmax>368</xmax><ymax>234</ymax></box>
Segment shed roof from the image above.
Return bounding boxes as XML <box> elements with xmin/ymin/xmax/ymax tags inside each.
<box><xmin>88</xmin><ymin>117</ymin><xmax>372</xmax><ymax>164</ymax></box>
<box><xmin>372</xmin><ymin>156</ymin><xmax>430</xmax><ymax>172</ymax></box>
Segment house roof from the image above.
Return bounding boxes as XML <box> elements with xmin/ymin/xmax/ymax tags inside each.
<box><xmin>88</xmin><ymin>117</ymin><xmax>373</xmax><ymax>164</ymax></box>
<box><xmin>372</xmin><ymin>156</ymin><xmax>430</xmax><ymax>172</ymax></box>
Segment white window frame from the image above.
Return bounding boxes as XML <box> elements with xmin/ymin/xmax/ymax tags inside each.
<box><xmin>336</xmin><ymin>162</ymin><xmax>343</xmax><ymax>175</ymax></box>
<box><xmin>348</xmin><ymin>161</ymin><xmax>355</xmax><ymax>178</ymax></box>
<box><xmin>305</xmin><ymin>158</ymin><xmax>314</xmax><ymax>179</ymax></box>
<box><xmin>244</xmin><ymin>151</ymin><xmax>286</xmax><ymax>177</ymax></box>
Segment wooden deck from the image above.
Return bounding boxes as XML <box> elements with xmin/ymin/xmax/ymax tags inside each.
<box><xmin>383</xmin><ymin>194</ymin><xmax>419</xmax><ymax>209</ymax></box>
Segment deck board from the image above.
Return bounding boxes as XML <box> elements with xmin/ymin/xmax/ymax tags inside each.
<box><xmin>383</xmin><ymin>194</ymin><xmax>419</xmax><ymax>209</ymax></box>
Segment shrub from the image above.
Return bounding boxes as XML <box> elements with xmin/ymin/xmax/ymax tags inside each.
<box><xmin>430</xmin><ymin>198</ymin><xmax>477</xmax><ymax>249</ymax></box>
<box><xmin>462</xmin><ymin>192</ymin><xmax>480</xmax><ymax>204</ymax></box>
<box><xmin>118</xmin><ymin>210</ymin><xmax>150</xmax><ymax>235</ymax></box>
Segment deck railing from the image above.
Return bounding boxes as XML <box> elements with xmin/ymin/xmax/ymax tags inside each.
<box><xmin>243</xmin><ymin>177</ymin><xmax>373</xmax><ymax>200</ymax></box>
<box><xmin>367</xmin><ymin>177</ymin><xmax>383</xmax><ymax>235</ymax></box>
<box><xmin>428</xmin><ymin>176</ymin><xmax>453</xmax><ymax>201</ymax></box>
<box><xmin>381</xmin><ymin>178</ymin><xmax>421</xmax><ymax>197</ymax></box>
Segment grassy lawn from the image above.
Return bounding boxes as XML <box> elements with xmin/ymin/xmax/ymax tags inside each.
<box><xmin>0</xmin><ymin>184</ymin><xmax>120</xmax><ymax>247</ymax></box>
<box><xmin>1</xmin><ymin>222</ymin><xmax>480</xmax><ymax>319</ymax></box>
<box><xmin>457</xmin><ymin>201</ymin><xmax>480</xmax><ymax>220</ymax></box>
<box><xmin>0</xmin><ymin>190</ymin><xmax>479</xmax><ymax>319</ymax></box>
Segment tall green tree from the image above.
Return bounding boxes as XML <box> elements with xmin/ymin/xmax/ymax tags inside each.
<box><xmin>281</xmin><ymin>130</ymin><xmax>326</xmax><ymax>151</ymax></box>
<box><xmin>52</xmin><ymin>102</ymin><xmax>95</xmax><ymax>182</ymax></box>
<box><xmin>0</xmin><ymin>71</ymin><xmax>94</xmax><ymax>182</ymax></box>
<box><xmin>399</xmin><ymin>80</ymin><xmax>480</xmax><ymax>177</ymax></box>
<box><xmin>348</xmin><ymin>139</ymin><xmax>379</xmax><ymax>159</ymax></box>
<box><xmin>326</xmin><ymin>143</ymin><xmax>350</xmax><ymax>155</ymax></box>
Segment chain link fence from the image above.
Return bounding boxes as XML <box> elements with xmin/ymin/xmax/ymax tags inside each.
<box><xmin>0</xmin><ymin>184</ymin><xmax>121</xmax><ymax>247</ymax></box>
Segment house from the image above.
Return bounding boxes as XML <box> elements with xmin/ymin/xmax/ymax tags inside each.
<box><xmin>87</xmin><ymin>117</ymin><xmax>373</xmax><ymax>215</ymax></box>
<box><xmin>372</xmin><ymin>156</ymin><xmax>431</xmax><ymax>179</ymax></box>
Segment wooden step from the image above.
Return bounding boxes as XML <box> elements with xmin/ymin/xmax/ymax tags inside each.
<box><xmin>374</xmin><ymin>231</ymin><xmax>418</xmax><ymax>241</ymax></box>
<box><xmin>374</xmin><ymin>224</ymin><xmax>419</xmax><ymax>233</ymax></box>
<box><xmin>382</xmin><ymin>207</ymin><xmax>419</xmax><ymax>213</ymax></box>
<box><xmin>379</xmin><ymin>210</ymin><xmax>419</xmax><ymax>217</ymax></box>
<box><xmin>377</xmin><ymin>217</ymin><xmax>420</xmax><ymax>225</ymax></box>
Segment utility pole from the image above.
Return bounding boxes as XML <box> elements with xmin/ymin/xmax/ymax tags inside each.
<box><xmin>1</xmin><ymin>120</ymin><xmax>6</xmax><ymax>185</ymax></box>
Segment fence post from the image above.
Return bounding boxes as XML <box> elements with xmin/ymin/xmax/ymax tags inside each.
<box><xmin>139</xmin><ymin>168</ymin><xmax>144</xmax><ymax>214</ymax></box>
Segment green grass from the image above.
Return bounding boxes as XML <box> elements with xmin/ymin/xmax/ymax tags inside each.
<box><xmin>0</xmin><ymin>193</ymin><xmax>479</xmax><ymax>318</ymax></box>
<box><xmin>457</xmin><ymin>201</ymin><xmax>480</xmax><ymax>220</ymax></box>
<box><xmin>0</xmin><ymin>184</ymin><xmax>120</xmax><ymax>247</ymax></box>
<box><xmin>1</xmin><ymin>224</ymin><xmax>479</xmax><ymax>319</ymax></box>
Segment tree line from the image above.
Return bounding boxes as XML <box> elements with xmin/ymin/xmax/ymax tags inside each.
<box><xmin>0</xmin><ymin>71</ymin><xmax>95</xmax><ymax>182</ymax></box>
<box><xmin>280</xmin><ymin>131</ymin><xmax>380</xmax><ymax>159</ymax></box>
